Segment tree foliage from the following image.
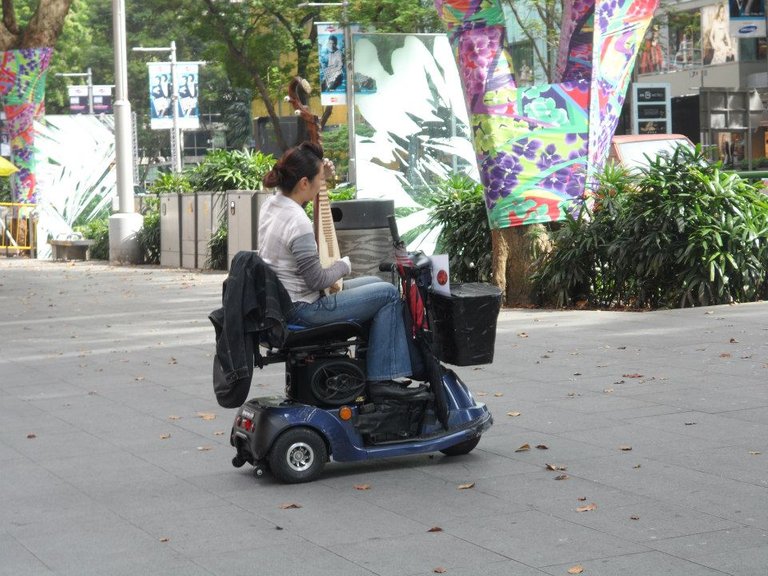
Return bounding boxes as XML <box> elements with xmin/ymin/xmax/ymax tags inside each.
<box><xmin>534</xmin><ymin>147</ymin><xmax>768</xmax><ymax>309</ymax></box>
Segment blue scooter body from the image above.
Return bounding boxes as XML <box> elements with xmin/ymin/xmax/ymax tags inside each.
<box><xmin>230</xmin><ymin>368</ymin><xmax>492</xmax><ymax>467</ymax></box>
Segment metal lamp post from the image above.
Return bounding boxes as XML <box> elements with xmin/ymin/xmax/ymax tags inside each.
<box><xmin>109</xmin><ymin>0</ymin><xmax>143</xmax><ymax>263</ymax></box>
<box><xmin>55</xmin><ymin>67</ymin><xmax>94</xmax><ymax>114</ymax></box>
<box><xmin>299</xmin><ymin>1</ymin><xmax>356</xmax><ymax>185</ymax></box>
<box><xmin>133</xmin><ymin>42</ymin><xmax>182</xmax><ymax>174</ymax></box>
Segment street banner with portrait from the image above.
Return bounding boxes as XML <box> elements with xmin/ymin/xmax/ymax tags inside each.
<box><xmin>317</xmin><ymin>23</ymin><xmax>348</xmax><ymax>106</ymax></box>
<box><xmin>147</xmin><ymin>62</ymin><xmax>200</xmax><ymax>130</ymax></box>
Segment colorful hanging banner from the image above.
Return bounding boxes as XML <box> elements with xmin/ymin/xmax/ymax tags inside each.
<box><xmin>436</xmin><ymin>0</ymin><xmax>657</xmax><ymax>229</ymax></box>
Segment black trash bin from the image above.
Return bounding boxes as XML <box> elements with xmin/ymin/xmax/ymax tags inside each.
<box><xmin>331</xmin><ymin>199</ymin><xmax>395</xmax><ymax>280</ymax></box>
<box><xmin>430</xmin><ymin>283</ymin><xmax>502</xmax><ymax>366</ymax></box>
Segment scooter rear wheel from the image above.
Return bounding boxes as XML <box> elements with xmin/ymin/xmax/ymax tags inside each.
<box><xmin>440</xmin><ymin>436</ymin><xmax>480</xmax><ymax>456</ymax></box>
<box><xmin>269</xmin><ymin>428</ymin><xmax>328</xmax><ymax>483</ymax></box>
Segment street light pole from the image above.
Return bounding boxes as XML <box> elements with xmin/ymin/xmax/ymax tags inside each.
<box><xmin>133</xmin><ymin>42</ymin><xmax>183</xmax><ymax>174</ymax></box>
<box><xmin>109</xmin><ymin>0</ymin><xmax>142</xmax><ymax>263</ymax></box>
<box><xmin>299</xmin><ymin>1</ymin><xmax>356</xmax><ymax>185</ymax></box>
<box><xmin>55</xmin><ymin>67</ymin><xmax>94</xmax><ymax>114</ymax></box>
<box><xmin>341</xmin><ymin>1</ymin><xmax>356</xmax><ymax>185</ymax></box>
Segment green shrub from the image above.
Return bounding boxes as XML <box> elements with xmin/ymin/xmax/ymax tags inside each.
<box><xmin>206</xmin><ymin>216</ymin><xmax>228</xmax><ymax>270</ymax></box>
<box><xmin>428</xmin><ymin>174</ymin><xmax>492</xmax><ymax>283</ymax></box>
<box><xmin>75</xmin><ymin>218</ymin><xmax>110</xmax><ymax>260</ymax></box>
<box><xmin>137</xmin><ymin>210</ymin><xmax>160</xmax><ymax>264</ymax></box>
<box><xmin>190</xmin><ymin>149</ymin><xmax>275</xmax><ymax>192</ymax></box>
<box><xmin>534</xmin><ymin>145</ymin><xmax>768</xmax><ymax>308</ymax></box>
<box><xmin>149</xmin><ymin>172</ymin><xmax>193</xmax><ymax>194</ymax></box>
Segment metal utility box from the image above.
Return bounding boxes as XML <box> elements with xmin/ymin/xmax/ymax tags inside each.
<box><xmin>226</xmin><ymin>190</ymin><xmax>272</xmax><ymax>269</ymax></box>
<box><xmin>331</xmin><ymin>199</ymin><xmax>395</xmax><ymax>280</ymax></box>
<box><xmin>180</xmin><ymin>194</ymin><xmax>197</xmax><ymax>269</ymax></box>
<box><xmin>159</xmin><ymin>193</ymin><xmax>181</xmax><ymax>268</ymax></box>
<box><xmin>196</xmin><ymin>192</ymin><xmax>226</xmax><ymax>269</ymax></box>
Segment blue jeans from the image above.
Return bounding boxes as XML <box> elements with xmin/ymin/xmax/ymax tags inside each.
<box><xmin>290</xmin><ymin>276</ymin><xmax>412</xmax><ymax>381</ymax></box>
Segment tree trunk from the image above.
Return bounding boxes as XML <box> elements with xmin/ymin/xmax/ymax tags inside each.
<box><xmin>0</xmin><ymin>0</ymin><xmax>74</xmax><ymax>50</ymax></box>
<box><xmin>491</xmin><ymin>224</ymin><xmax>551</xmax><ymax>307</ymax></box>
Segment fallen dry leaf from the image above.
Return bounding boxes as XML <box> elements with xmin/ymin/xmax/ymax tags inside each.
<box><xmin>354</xmin><ymin>484</ymin><xmax>371</xmax><ymax>491</ymax></box>
<box><xmin>457</xmin><ymin>482</ymin><xmax>475</xmax><ymax>490</ymax></box>
<box><xmin>515</xmin><ymin>443</ymin><xmax>531</xmax><ymax>452</ymax></box>
<box><xmin>577</xmin><ymin>496</ymin><xmax>587</xmax><ymax>501</ymax></box>
<box><xmin>622</xmin><ymin>373</ymin><xmax>643</xmax><ymax>378</ymax></box>
<box><xmin>134</xmin><ymin>376</ymin><xmax>145</xmax><ymax>381</ymax></box>
<box><xmin>749</xmin><ymin>451</ymin><xmax>761</xmax><ymax>455</ymax></box>
<box><xmin>633</xmin><ymin>464</ymin><xmax>642</xmax><ymax>469</ymax></box>
<box><xmin>168</xmin><ymin>415</ymin><xmax>181</xmax><ymax>420</ymax></box>
<box><xmin>720</xmin><ymin>353</ymin><xmax>732</xmax><ymax>358</ymax></box>
<box><xmin>427</xmin><ymin>526</ymin><xmax>443</xmax><ymax>532</ymax></box>
<box><xmin>279</xmin><ymin>503</ymin><xmax>302</xmax><ymax>509</ymax></box>
<box><xmin>603</xmin><ymin>388</ymin><xmax>614</xmax><ymax>394</ymax></box>
<box><xmin>476</xmin><ymin>392</ymin><xmax>488</xmax><ymax>397</ymax></box>
<box><xmin>619</xmin><ymin>445</ymin><xmax>633</xmax><ymax>451</ymax></box>
<box><xmin>160</xmin><ymin>433</ymin><xmax>171</xmax><ymax>440</ymax></box>
<box><xmin>568</xmin><ymin>566</ymin><xmax>584</xmax><ymax>575</ymax></box>
<box><xmin>433</xmin><ymin>568</ymin><xmax>447</xmax><ymax>574</ymax></box>
<box><xmin>554</xmin><ymin>474</ymin><xmax>569</xmax><ymax>481</ymax></box>
<box><xmin>729</xmin><ymin>338</ymin><xmax>739</xmax><ymax>343</ymax></box>
<box><xmin>517</xmin><ymin>332</ymin><xmax>529</xmax><ymax>338</ymax></box>
<box><xmin>546</xmin><ymin>464</ymin><xmax>567</xmax><ymax>471</ymax></box>
<box><xmin>159</xmin><ymin>537</ymin><xmax>170</xmax><ymax>543</ymax></box>
<box><xmin>213</xmin><ymin>431</ymin><xmax>225</xmax><ymax>436</ymax></box>
<box><xmin>168</xmin><ymin>357</ymin><xmax>178</xmax><ymax>364</ymax></box>
<box><xmin>196</xmin><ymin>446</ymin><xmax>212</xmax><ymax>452</ymax></box>
<box><xmin>576</xmin><ymin>503</ymin><xmax>597</xmax><ymax>512</ymax></box>
<box><xmin>197</xmin><ymin>412</ymin><xmax>216</xmax><ymax>420</ymax></box>
<box><xmin>493</xmin><ymin>392</ymin><xmax>504</xmax><ymax>397</ymax></box>
<box><xmin>630</xmin><ymin>515</ymin><xmax>640</xmax><ymax>520</ymax></box>
<box><xmin>507</xmin><ymin>411</ymin><xmax>522</xmax><ymax>417</ymax></box>
<box><xmin>536</xmin><ymin>444</ymin><xmax>549</xmax><ymax>450</ymax></box>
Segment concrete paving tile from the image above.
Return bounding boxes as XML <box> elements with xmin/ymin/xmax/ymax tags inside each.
<box><xmin>324</xmin><ymin>464</ymin><xmax>531</xmax><ymax>525</ymax></box>
<box><xmin>444</xmin><ymin>508</ymin><xmax>648</xmax><ymax>568</ymax></box>
<box><xmin>648</xmin><ymin>526</ymin><xmax>768</xmax><ymax>561</ymax></box>
<box><xmin>133</xmin><ymin>503</ymin><xmax>307</xmax><ymax>555</ymax></box>
<box><xmin>326</xmin><ymin>530</ymin><xmax>508</xmax><ymax>576</ymax></box>
<box><xmin>548</xmin><ymin>496</ymin><xmax>742</xmax><ymax>543</ymax></box>
<box><xmin>86</xmin><ymin>474</ymin><xmax>224</xmax><ymax>522</ymax></box>
<box><xmin>717</xmin><ymin>406</ymin><xmax>768</xmax><ymax>425</ymax></box>
<box><xmin>410</xmin><ymin>560</ymin><xmax>550</xmax><ymax>576</ymax></box>
<box><xmin>540</xmin><ymin>551</ymin><xmax>732</xmax><ymax>576</ymax></box>
<box><xmin>0</xmin><ymin>532</ymin><xmax>54</xmax><ymax>575</ymax></box>
<box><xmin>478</xmin><ymin>468</ymin><xmax>645</xmax><ymax>516</ymax></box>
<box><xmin>649</xmin><ymin>445</ymin><xmax>768</xmax><ymax>488</ymax></box>
<box><xmin>11</xmin><ymin>512</ymin><xmax>179</xmax><ymax>573</ymax></box>
<box><xmin>694</xmin><ymin>544</ymin><xmax>768</xmax><ymax>576</ymax></box>
<box><xmin>564</xmin><ymin>455</ymin><xmax>768</xmax><ymax>530</ymax></box>
<box><xmin>562</xmin><ymin>422</ymin><xmax>732</xmax><ymax>456</ymax></box>
<box><xmin>197</xmin><ymin>544</ymin><xmax>378</xmax><ymax>576</ymax></box>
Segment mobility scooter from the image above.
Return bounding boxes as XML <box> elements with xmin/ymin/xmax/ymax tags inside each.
<box><xmin>220</xmin><ymin>217</ymin><xmax>501</xmax><ymax>483</ymax></box>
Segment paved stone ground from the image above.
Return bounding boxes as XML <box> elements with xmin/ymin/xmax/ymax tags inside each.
<box><xmin>1</xmin><ymin>257</ymin><xmax>766</xmax><ymax>576</ymax></box>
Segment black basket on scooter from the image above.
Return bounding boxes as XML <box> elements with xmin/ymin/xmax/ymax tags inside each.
<box><xmin>429</xmin><ymin>283</ymin><xmax>502</xmax><ymax>366</ymax></box>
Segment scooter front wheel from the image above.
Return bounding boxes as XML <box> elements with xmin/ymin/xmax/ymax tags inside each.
<box><xmin>440</xmin><ymin>436</ymin><xmax>480</xmax><ymax>456</ymax></box>
<box><xmin>269</xmin><ymin>428</ymin><xmax>328</xmax><ymax>484</ymax></box>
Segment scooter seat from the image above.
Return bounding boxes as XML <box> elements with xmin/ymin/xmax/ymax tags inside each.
<box><xmin>282</xmin><ymin>321</ymin><xmax>365</xmax><ymax>348</ymax></box>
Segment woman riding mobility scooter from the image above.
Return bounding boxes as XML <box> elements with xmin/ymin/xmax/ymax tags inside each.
<box><xmin>210</xmin><ymin>217</ymin><xmax>501</xmax><ymax>483</ymax></box>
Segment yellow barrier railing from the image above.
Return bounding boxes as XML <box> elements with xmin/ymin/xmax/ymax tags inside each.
<box><xmin>0</xmin><ymin>202</ymin><xmax>37</xmax><ymax>256</ymax></box>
